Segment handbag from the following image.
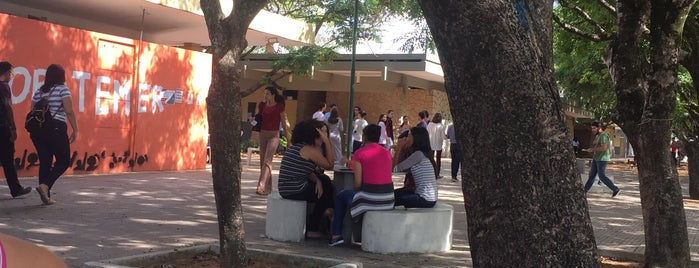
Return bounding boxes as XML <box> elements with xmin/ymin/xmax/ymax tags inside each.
<box><xmin>251</xmin><ymin>102</ymin><xmax>263</xmax><ymax>132</ymax></box>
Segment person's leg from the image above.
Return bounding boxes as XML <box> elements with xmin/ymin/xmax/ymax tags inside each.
<box><xmin>0</xmin><ymin>233</ymin><xmax>68</xmax><ymax>268</ymax></box>
<box><xmin>450</xmin><ymin>144</ymin><xmax>461</xmax><ymax>181</ymax></box>
<box><xmin>396</xmin><ymin>191</ymin><xmax>435</xmax><ymax>208</ymax></box>
<box><xmin>45</xmin><ymin>122</ymin><xmax>70</xmax><ymax>191</ymax></box>
<box><xmin>30</xmin><ymin>134</ymin><xmax>54</xmax><ymax>204</ymax></box>
<box><xmin>0</xmin><ymin>131</ymin><xmax>23</xmax><ymax>196</ymax></box>
<box><xmin>393</xmin><ymin>188</ymin><xmax>408</xmax><ymax>207</ymax></box>
<box><xmin>257</xmin><ymin>130</ymin><xmax>278</xmax><ymax>194</ymax></box>
<box><xmin>583</xmin><ymin>160</ymin><xmax>599</xmax><ymax>192</ymax></box>
<box><xmin>331</xmin><ymin>190</ymin><xmax>356</xmax><ymax>237</ymax></box>
<box><xmin>435</xmin><ymin>150</ymin><xmax>442</xmax><ymax>177</ymax></box>
<box><xmin>596</xmin><ymin>161</ymin><xmax>620</xmax><ymax>194</ymax></box>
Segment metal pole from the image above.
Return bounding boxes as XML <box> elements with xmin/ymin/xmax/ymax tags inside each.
<box><xmin>345</xmin><ymin>0</ymin><xmax>359</xmax><ymax>160</ymax></box>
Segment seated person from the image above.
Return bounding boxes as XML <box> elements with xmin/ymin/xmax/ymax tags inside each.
<box><xmin>329</xmin><ymin>124</ymin><xmax>394</xmax><ymax>246</ymax></box>
<box><xmin>278</xmin><ymin>119</ymin><xmax>335</xmax><ymax>240</ymax></box>
<box><xmin>393</xmin><ymin>127</ymin><xmax>438</xmax><ymax>208</ymax></box>
<box><xmin>0</xmin><ymin>232</ymin><xmax>68</xmax><ymax>268</ymax></box>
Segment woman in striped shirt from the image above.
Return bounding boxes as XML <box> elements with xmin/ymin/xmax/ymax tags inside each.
<box><xmin>30</xmin><ymin>64</ymin><xmax>78</xmax><ymax>206</ymax></box>
<box><xmin>278</xmin><ymin>119</ymin><xmax>335</xmax><ymax>240</ymax></box>
<box><xmin>393</xmin><ymin>127</ymin><xmax>438</xmax><ymax>208</ymax></box>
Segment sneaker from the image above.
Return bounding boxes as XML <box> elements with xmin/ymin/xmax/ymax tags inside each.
<box><xmin>11</xmin><ymin>187</ymin><xmax>31</xmax><ymax>198</ymax></box>
<box><xmin>328</xmin><ymin>237</ymin><xmax>344</xmax><ymax>247</ymax></box>
<box><xmin>612</xmin><ymin>189</ymin><xmax>621</xmax><ymax>198</ymax></box>
<box><xmin>451</xmin><ymin>178</ymin><xmax>459</xmax><ymax>182</ymax></box>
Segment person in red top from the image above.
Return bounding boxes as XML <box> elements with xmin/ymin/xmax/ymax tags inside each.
<box><xmin>255</xmin><ymin>87</ymin><xmax>291</xmax><ymax>195</ymax></box>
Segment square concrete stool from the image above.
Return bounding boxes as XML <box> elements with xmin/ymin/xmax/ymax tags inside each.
<box><xmin>265</xmin><ymin>193</ymin><xmax>307</xmax><ymax>242</ymax></box>
<box><xmin>361</xmin><ymin>203</ymin><xmax>453</xmax><ymax>253</ymax></box>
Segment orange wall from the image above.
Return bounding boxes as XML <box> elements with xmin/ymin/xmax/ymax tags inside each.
<box><xmin>0</xmin><ymin>14</ymin><xmax>210</xmax><ymax>176</ymax></box>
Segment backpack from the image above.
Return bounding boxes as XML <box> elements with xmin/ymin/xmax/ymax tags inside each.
<box><xmin>25</xmin><ymin>87</ymin><xmax>57</xmax><ymax>133</ymax></box>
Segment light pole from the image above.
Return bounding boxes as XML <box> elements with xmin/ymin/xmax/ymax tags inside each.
<box><xmin>346</xmin><ymin>0</ymin><xmax>359</xmax><ymax>160</ymax></box>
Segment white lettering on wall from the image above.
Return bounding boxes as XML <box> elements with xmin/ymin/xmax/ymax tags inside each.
<box><xmin>96</xmin><ymin>76</ymin><xmax>111</xmax><ymax>115</ymax></box>
<box><xmin>114</xmin><ymin>79</ymin><xmax>131</xmax><ymax>116</ymax></box>
<box><xmin>9</xmin><ymin>67</ymin><xmax>32</xmax><ymax>104</ymax></box>
<box><xmin>138</xmin><ymin>83</ymin><xmax>150</xmax><ymax>113</ymax></box>
<box><xmin>72</xmin><ymin>71</ymin><xmax>91</xmax><ymax>112</ymax></box>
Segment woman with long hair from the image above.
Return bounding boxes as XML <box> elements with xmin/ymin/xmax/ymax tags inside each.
<box><xmin>31</xmin><ymin>64</ymin><xmax>78</xmax><ymax>205</ymax></box>
<box><xmin>392</xmin><ymin>127</ymin><xmax>437</xmax><ymax>208</ymax></box>
<box><xmin>377</xmin><ymin>113</ymin><xmax>388</xmax><ymax>148</ymax></box>
<box><xmin>426</xmin><ymin>112</ymin><xmax>446</xmax><ymax>178</ymax></box>
<box><xmin>278</xmin><ymin>119</ymin><xmax>335</xmax><ymax>239</ymax></box>
<box><xmin>398</xmin><ymin>115</ymin><xmax>410</xmax><ymax>137</ymax></box>
<box><xmin>326</xmin><ymin>107</ymin><xmax>344</xmax><ymax>165</ymax></box>
<box><xmin>255</xmin><ymin>86</ymin><xmax>291</xmax><ymax>195</ymax></box>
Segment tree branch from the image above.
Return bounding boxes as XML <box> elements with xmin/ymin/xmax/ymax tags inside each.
<box><xmin>557</xmin><ymin>0</ymin><xmax>612</xmax><ymax>41</ymax></box>
<box><xmin>597</xmin><ymin>0</ymin><xmax>617</xmax><ymax>16</ymax></box>
<box><xmin>553</xmin><ymin>14</ymin><xmax>606</xmax><ymax>42</ymax></box>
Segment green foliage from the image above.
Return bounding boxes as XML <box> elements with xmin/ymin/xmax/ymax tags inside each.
<box><xmin>272</xmin><ymin>45</ymin><xmax>338</xmax><ymax>77</ymax></box>
<box><xmin>279</xmin><ymin>135</ymin><xmax>288</xmax><ymax>148</ymax></box>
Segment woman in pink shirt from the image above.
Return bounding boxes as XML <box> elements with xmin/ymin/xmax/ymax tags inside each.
<box><xmin>329</xmin><ymin>124</ymin><xmax>394</xmax><ymax>246</ymax></box>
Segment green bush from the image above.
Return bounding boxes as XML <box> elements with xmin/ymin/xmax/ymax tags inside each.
<box><xmin>241</xmin><ymin>140</ymin><xmax>259</xmax><ymax>153</ymax></box>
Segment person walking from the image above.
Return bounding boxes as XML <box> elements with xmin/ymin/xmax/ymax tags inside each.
<box><xmin>446</xmin><ymin>123</ymin><xmax>461</xmax><ymax>182</ymax></box>
<box><xmin>385</xmin><ymin>109</ymin><xmax>395</xmax><ymax>148</ymax></box>
<box><xmin>255</xmin><ymin>86</ymin><xmax>291</xmax><ymax>195</ymax></box>
<box><xmin>426</xmin><ymin>113</ymin><xmax>446</xmax><ymax>178</ymax></box>
<box><xmin>312</xmin><ymin>101</ymin><xmax>326</xmax><ymax>121</ymax></box>
<box><xmin>30</xmin><ymin>64</ymin><xmax>78</xmax><ymax>205</ymax></box>
<box><xmin>582</xmin><ymin>121</ymin><xmax>621</xmax><ymax>197</ymax></box>
<box><xmin>352</xmin><ymin>111</ymin><xmax>368</xmax><ymax>153</ymax></box>
<box><xmin>326</xmin><ymin>107</ymin><xmax>344</xmax><ymax>166</ymax></box>
<box><xmin>377</xmin><ymin>113</ymin><xmax>389</xmax><ymax>148</ymax></box>
<box><xmin>0</xmin><ymin>62</ymin><xmax>30</xmax><ymax>198</ymax></box>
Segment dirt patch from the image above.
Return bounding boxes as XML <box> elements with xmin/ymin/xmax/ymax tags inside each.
<box><xmin>139</xmin><ymin>250</ymin><xmax>641</xmax><ymax>268</ymax></box>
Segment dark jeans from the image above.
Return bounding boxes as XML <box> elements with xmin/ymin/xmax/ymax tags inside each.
<box><xmin>584</xmin><ymin>160</ymin><xmax>619</xmax><ymax>192</ymax></box>
<box><xmin>450</xmin><ymin>143</ymin><xmax>462</xmax><ymax>180</ymax></box>
<box><xmin>0</xmin><ymin>129</ymin><xmax>22</xmax><ymax>195</ymax></box>
<box><xmin>394</xmin><ymin>188</ymin><xmax>435</xmax><ymax>208</ymax></box>
<box><xmin>30</xmin><ymin>120</ymin><xmax>71</xmax><ymax>195</ymax></box>
<box><xmin>331</xmin><ymin>189</ymin><xmax>356</xmax><ymax>236</ymax></box>
<box><xmin>281</xmin><ymin>174</ymin><xmax>334</xmax><ymax>232</ymax></box>
<box><xmin>352</xmin><ymin>140</ymin><xmax>363</xmax><ymax>153</ymax></box>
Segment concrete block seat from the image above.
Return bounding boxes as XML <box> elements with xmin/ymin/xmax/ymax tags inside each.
<box><xmin>361</xmin><ymin>203</ymin><xmax>454</xmax><ymax>253</ymax></box>
<box><xmin>265</xmin><ymin>193</ymin><xmax>307</xmax><ymax>242</ymax></box>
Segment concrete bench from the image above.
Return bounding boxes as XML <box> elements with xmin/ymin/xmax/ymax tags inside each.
<box><xmin>246</xmin><ymin>147</ymin><xmax>260</xmax><ymax>166</ymax></box>
<box><xmin>265</xmin><ymin>193</ymin><xmax>307</xmax><ymax>242</ymax></box>
<box><xmin>361</xmin><ymin>203</ymin><xmax>453</xmax><ymax>253</ymax></box>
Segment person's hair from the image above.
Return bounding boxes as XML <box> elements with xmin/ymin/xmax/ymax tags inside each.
<box><xmin>377</xmin><ymin>113</ymin><xmax>385</xmax><ymax>123</ymax></box>
<box><xmin>40</xmin><ymin>64</ymin><xmax>66</xmax><ymax>92</ymax></box>
<box><xmin>591</xmin><ymin>121</ymin><xmax>600</xmax><ymax>127</ymax></box>
<box><xmin>400</xmin><ymin>115</ymin><xmax>409</xmax><ymax>127</ymax></box>
<box><xmin>329</xmin><ymin>103</ymin><xmax>337</xmax><ymax>109</ymax></box>
<box><xmin>419</xmin><ymin>110</ymin><xmax>429</xmax><ymax>120</ymax></box>
<box><xmin>328</xmin><ymin>107</ymin><xmax>340</xmax><ymax>124</ymax></box>
<box><xmin>357</xmin><ymin>111</ymin><xmax>366</xmax><ymax>119</ymax></box>
<box><xmin>291</xmin><ymin>119</ymin><xmax>322</xmax><ymax>145</ymax></box>
<box><xmin>265</xmin><ymin>86</ymin><xmax>285</xmax><ymax>106</ymax></box>
<box><xmin>410</xmin><ymin>127</ymin><xmax>437</xmax><ymax>171</ymax></box>
<box><xmin>0</xmin><ymin>61</ymin><xmax>12</xmax><ymax>76</ymax></box>
<box><xmin>432</xmin><ymin>113</ymin><xmax>443</xmax><ymax>123</ymax></box>
<box><xmin>354</xmin><ymin>106</ymin><xmax>362</xmax><ymax>112</ymax></box>
<box><xmin>363</xmin><ymin>124</ymin><xmax>381</xmax><ymax>143</ymax></box>
<box><xmin>317</xmin><ymin>101</ymin><xmax>326</xmax><ymax>111</ymax></box>
<box><xmin>387</xmin><ymin>109</ymin><xmax>393</xmax><ymax>114</ymax></box>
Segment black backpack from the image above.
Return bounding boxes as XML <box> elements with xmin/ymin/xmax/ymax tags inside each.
<box><xmin>25</xmin><ymin>87</ymin><xmax>58</xmax><ymax>133</ymax></box>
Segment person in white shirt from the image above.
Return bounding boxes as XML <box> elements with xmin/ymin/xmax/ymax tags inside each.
<box><xmin>377</xmin><ymin>113</ymin><xmax>389</xmax><ymax>148</ymax></box>
<box><xmin>426</xmin><ymin>113</ymin><xmax>446</xmax><ymax>179</ymax></box>
<box><xmin>312</xmin><ymin>101</ymin><xmax>326</xmax><ymax>121</ymax></box>
<box><xmin>352</xmin><ymin>111</ymin><xmax>368</xmax><ymax>153</ymax></box>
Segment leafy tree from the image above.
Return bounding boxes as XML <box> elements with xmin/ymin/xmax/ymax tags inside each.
<box><xmin>200</xmin><ymin>0</ymin><xmax>269</xmax><ymax>266</ymax></box>
<box><xmin>418</xmin><ymin>1</ymin><xmax>598</xmax><ymax>266</ymax></box>
<box><xmin>555</xmin><ymin>0</ymin><xmax>694</xmax><ymax>266</ymax></box>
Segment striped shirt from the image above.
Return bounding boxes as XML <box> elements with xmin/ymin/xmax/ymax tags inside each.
<box><xmin>394</xmin><ymin>151</ymin><xmax>437</xmax><ymax>202</ymax></box>
<box><xmin>278</xmin><ymin>144</ymin><xmax>316</xmax><ymax>196</ymax></box>
<box><xmin>31</xmin><ymin>84</ymin><xmax>71</xmax><ymax>122</ymax></box>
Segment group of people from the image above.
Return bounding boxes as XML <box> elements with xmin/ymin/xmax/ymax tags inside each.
<box><xmin>255</xmin><ymin>98</ymin><xmax>456</xmax><ymax>246</ymax></box>
<box><xmin>1</xmin><ymin>62</ymin><xmax>79</xmax><ymax>205</ymax></box>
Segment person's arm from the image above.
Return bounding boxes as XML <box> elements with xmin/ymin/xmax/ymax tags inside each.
<box><xmin>308</xmin><ymin>172</ymin><xmax>324</xmax><ymax>198</ymax></box>
<box><xmin>352</xmin><ymin>159</ymin><xmax>363</xmax><ymax>190</ymax></box>
<box><xmin>280</xmin><ymin>111</ymin><xmax>291</xmax><ymax>147</ymax></box>
<box><xmin>62</xmin><ymin>96</ymin><xmax>78</xmax><ymax>143</ymax></box>
<box><xmin>300</xmin><ymin>129</ymin><xmax>335</xmax><ymax>170</ymax></box>
<box><xmin>3</xmin><ymin>96</ymin><xmax>16</xmax><ymax>142</ymax></box>
<box><xmin>394</xmin><ymin>151</ymin><xmax>423</xmax><ymax>172</ymax></box>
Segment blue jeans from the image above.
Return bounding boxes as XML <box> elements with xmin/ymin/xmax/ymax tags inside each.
<box><xmin>30</xmin><ymin>120</ymin><xmax>71</xmax><ymax>196</ymax></box>
<box><xmin>584</xmin><ymin>160</ymin><xmax>619</xmax><ymax>192</ymax></box>
<box><xmin>394</xmin><ymin>188</ymin><xmax>435</xmax><ymax>208</ymax></box>
<box><xmin>331</xmin><ymin>189</ymin><xmax>356</xmax><ymax>236</ymax></box>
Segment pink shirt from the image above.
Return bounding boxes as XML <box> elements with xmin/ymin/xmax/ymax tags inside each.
<box><xmin>259</xmin><ymin>102</ymin><xmax>285</xmax><ymax>131</ymax></box>
<box><xmin>353</xmin><ymin>143</ymin><xmax>392</xmax><ymax>185</ymax></box>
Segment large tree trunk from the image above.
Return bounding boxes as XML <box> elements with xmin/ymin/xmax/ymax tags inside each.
<box><xmin>418</xmin><ymin>1</ymin><xmax>598</xmax><ymax>266</ymax></box>
<box><xmin>200</xmin><ymin>0</ymin><xmax>269</xmax><ymax>266</ymax></box>
<box><xmin>607</xmin><ymin>0</ymin><xmax>693</xmax><ymax>266</ymax></box>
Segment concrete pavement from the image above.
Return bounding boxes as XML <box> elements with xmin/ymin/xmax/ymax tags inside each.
<box><xmin>0</xmin><ymin>158</ymin><xmax>697</xmax><ymax>267</ymax></box>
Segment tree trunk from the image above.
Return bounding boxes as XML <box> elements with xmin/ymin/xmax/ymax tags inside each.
<box><xmin>606</xmin><ymin>0</ymin><xmax>693</xmax><ymax>266</ymax></box>
<box><xmin>200</xmin><ymin>0</ymin><xmax>269</xmax><ymax>267</ymax></box>
<box><xmin>686</xmin><ymin>139</ymin><xmax>699</xmax><ymax>199</ymax></box>
<box><xmin>418</xmin><ymin>1</ymin><xmax>598</xmax><ymax>266</ymax></box>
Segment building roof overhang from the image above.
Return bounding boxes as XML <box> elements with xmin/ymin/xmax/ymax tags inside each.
<box><xmin>0</xmin><ymin>0</ymin><xmax>314</xmax><ymax>47</ymax></box>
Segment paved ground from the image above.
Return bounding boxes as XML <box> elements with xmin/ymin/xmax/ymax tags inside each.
<box><xmin>0</xmin><ymin>157</ymin><xmax>698</xmax><ymax>267</ymax></box>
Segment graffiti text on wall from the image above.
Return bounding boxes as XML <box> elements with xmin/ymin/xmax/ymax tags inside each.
<box><xmin>14</xmin><ymin>150</ymin><xmax>149</xmax><ymax>171</ymax></box>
